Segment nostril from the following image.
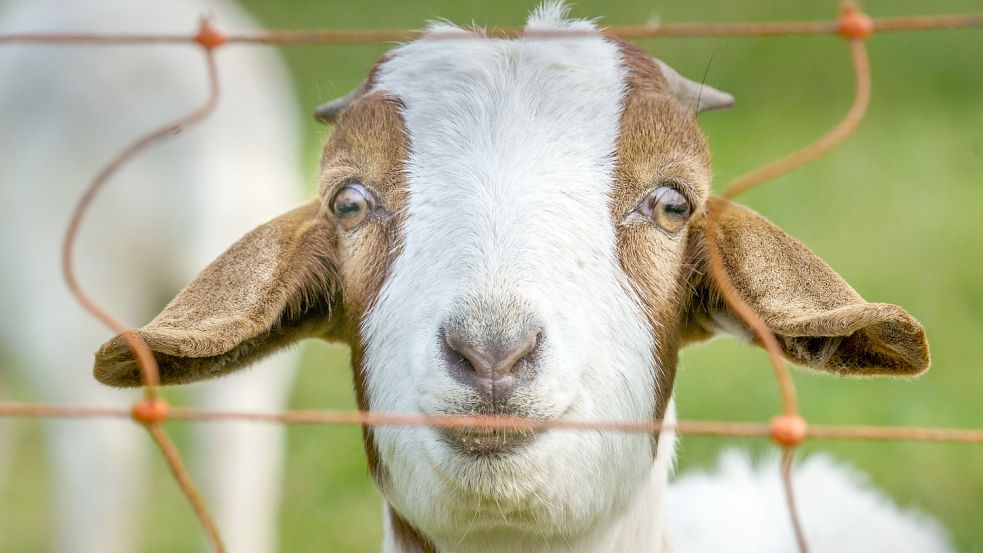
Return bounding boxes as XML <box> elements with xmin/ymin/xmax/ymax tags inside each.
<box><xmin>448</xmin><ymin>346</ymin><xmax>474</xmax><ymax>374</ymax></box>
<box><xmin>504</xmin><ymin>330</ymin><xmax>540</xmax><ymax>374</ymax></box>
<box><xmin>442</xmin><ymin>331</ymin><xmax>485</xmax><ymax>376</ymax></box>
<box><xmin>454</xmin><ymin>351</ymin><xmax>473</xmax><ymax>371</ymax></box>
<box><xmin>442</xmin><ymin>326</ymin><xmax>543</xmax><ymax>382</ymax></box>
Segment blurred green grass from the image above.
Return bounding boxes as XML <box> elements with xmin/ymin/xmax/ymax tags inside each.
<box><xmin>2</xmin><ymin>0</ymin><xmax>982</xmax><ymax>551</ymax></box>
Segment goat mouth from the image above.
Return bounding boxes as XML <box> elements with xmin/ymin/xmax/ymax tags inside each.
<box><xmin>438</xmin><ymin>426</ymin><xmax>540</xmax><ymax>457</ymax></box>
<box><xmin>433</xmin><ymin>397</ymin><xmax>566</xmax><ymax>457</ymax></box>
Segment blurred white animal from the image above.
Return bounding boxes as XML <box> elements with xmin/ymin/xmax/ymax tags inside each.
<box><xmin>0</xmin><ymin>1</ymin><xmax>304</xmax><ymax>552</ymax></box>
<box><xmin>668</xmin><ymin>451</ymin><xmax>955</xmax><ymax>553</ymax></box>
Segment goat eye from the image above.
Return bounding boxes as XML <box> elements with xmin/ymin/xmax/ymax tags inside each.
<box><xmin>641</xmin><ymin>186</ymin><xmax>691</xmax><ymax>233</ymax></box>
<box><xmin>331</xmin><ymin>183</ymin><xmax>375</xmax><ymax>229</ymax></box>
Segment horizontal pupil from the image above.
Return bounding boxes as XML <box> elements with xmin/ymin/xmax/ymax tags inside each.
<box><xmin>338</xmin><ymin>201</ymin><xmax>362</xmax><ymax>215</ymax></box>
<box><xmin>663</xmin><ymin>202</ymin><xmax>687</xmax><ymax>215</ymax></box>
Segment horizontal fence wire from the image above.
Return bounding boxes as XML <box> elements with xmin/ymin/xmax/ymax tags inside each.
<box><xmin>1</xmin><ymin>3</ymin><xmax>982</xmax><ymax>552</ymax></box>
<box><xmin>3</xmin><ymin>402</ymin><xmax>983</xmax><ymax>443</ymax></box>
<box><xmin>2</xmin><ymin>12</ymin><xmax>982</xmax><ymax>45</ymax></box>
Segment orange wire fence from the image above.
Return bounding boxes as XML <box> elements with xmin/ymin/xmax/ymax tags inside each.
<box><xmin>1</xmin><ymin>3</ymin><xmax>982</xmax><ymax>552</ymax></box>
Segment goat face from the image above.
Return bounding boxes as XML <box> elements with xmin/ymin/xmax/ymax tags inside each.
<box><xmin>95</xmin><ymin>5</ymin><xmax>930</xmax><ymax>548</ymax></box>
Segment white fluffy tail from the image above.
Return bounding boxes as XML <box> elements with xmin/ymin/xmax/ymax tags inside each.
<box><xmin>667</xmin><ymin>451</ymin><xmax>955</xmax><ymax>553</ymax></box>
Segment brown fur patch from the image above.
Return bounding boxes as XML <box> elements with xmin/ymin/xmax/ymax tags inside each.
<box><xmin>318</xmin><ymin>91</ymin><xmax>412</xmax><ymax>486</ymax></box>
<box><xmin>320</xmin><ymin>92</ymin><xmax>409</xmax><ymax>321</ymax></box>
<box><xmin>389</xmin><ymin>505</ymin><xmax>438</xmax><ymax>553</ymax></box>
<box><xmin>609</xmin><ymin>40</ymin><xmax>714</xmax><ymax>447</ymax></box>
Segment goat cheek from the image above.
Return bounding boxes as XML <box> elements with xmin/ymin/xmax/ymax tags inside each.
<box><xmin>337</xmin><ymin>227</ymin><xmax>389</xmax><ymax>315</ymax></box>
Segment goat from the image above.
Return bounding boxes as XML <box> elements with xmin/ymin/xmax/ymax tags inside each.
<box><xmin>0</xmin><ymin>1</ymin><xmax>303</xmax><ymax>552</ymax></box>
<box><xmin>92</xmin><ymin>4</ymin><xmax>953</xmax><ymax>552</ymax></box>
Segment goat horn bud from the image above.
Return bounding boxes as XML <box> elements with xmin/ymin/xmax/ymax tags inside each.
<box><xmin>655</xmin><ymin>59</ymin><xmax>735</xmax><ymax>113</ymax></box>
<box><xmin>314</xmin><ymin>79</ymin><xmax>370</xmax><ymax>124</ymax></box>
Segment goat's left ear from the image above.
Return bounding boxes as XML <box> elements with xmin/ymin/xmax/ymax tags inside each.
<box><xmin>94</xmin><ymin>200</ymin><xmax>342</xmax><ymax>387</ymax></box>
<box><xmin>681</xmin><ymin>197</ymin><xmax>929</xmax><ymax>376</ymax></box>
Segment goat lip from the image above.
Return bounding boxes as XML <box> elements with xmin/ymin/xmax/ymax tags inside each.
<box><xmin>438</xmin><ymin>426</ymin><xmax>540</xmax><ymax>457</ymax></box>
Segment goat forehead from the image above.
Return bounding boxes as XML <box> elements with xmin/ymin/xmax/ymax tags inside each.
<box><xmin>371</xmin><ymin>30</ymin><xmax>626</xmax><ymax>269</ymax></box>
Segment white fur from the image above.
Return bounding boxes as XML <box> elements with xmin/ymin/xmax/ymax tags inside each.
<box><xmin>668</xmin><ymin>451</ymin><xmax>955</xmax><ymax>553</ymax></box>
<box><xmin>366</xmin><ymin>5</ymin><xmax>663</xmax><ymax>552</ymax></box>
<box><xmin>0</xmin><ymin>1</ymin><xmax>302</xmax><ymax>552</ymax></box>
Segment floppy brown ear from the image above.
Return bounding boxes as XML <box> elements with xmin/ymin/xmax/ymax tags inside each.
<box><xmin>94</xmin><ymin>200</ymin><xmax>342</xmax><ymax>387</ymax></box>
<box><xmin>681</xmin><ymin>197</ymin><xmax>929</xmax><ymax>376</ymax></box>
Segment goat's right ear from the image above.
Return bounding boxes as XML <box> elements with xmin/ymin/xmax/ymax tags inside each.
<box><xmin>94</xmin><ymin>200</ymin><xmax>341</xmax><ymax>387</ymax></box>
<box><xmin>680</xmin><ymin>198</ymin><xmax>929</xmax><ymax>376</ymax></box>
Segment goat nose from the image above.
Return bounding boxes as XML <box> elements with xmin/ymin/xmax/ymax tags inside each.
<box><xmin>442</xmin><ymin>326</ymin><xmax>542</xmax><ymax>402</ymax></box>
